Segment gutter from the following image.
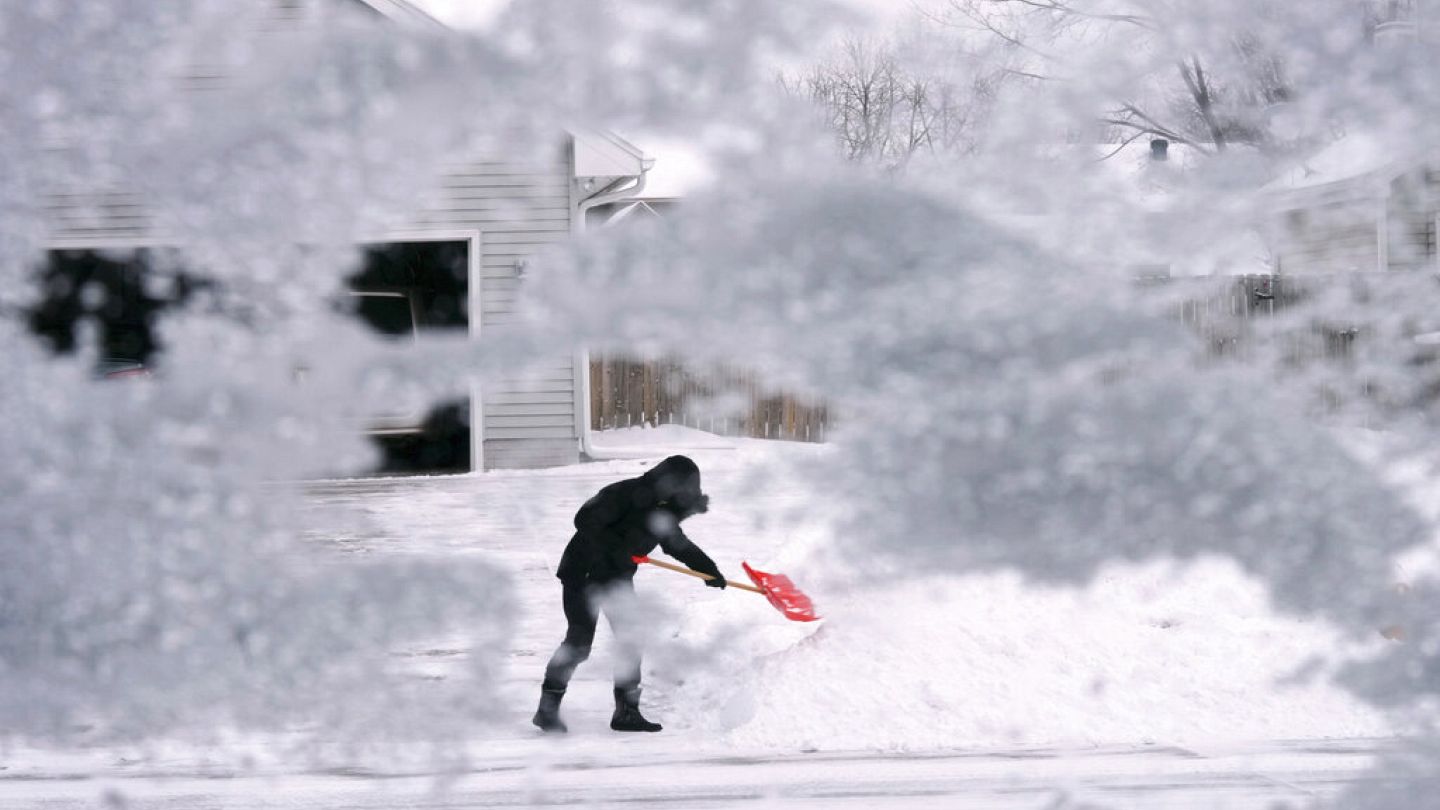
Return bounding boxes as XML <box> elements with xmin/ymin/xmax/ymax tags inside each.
<box><xmin>573</xmin><ymin>167</ymin><xmax>650</xmax><ymax>461</ymax></box>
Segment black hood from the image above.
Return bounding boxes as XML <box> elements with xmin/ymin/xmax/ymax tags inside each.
<box><xmin>643</xmin><ymin>455</ymin><xmax>709</xmax><ymax>518</ymax></box>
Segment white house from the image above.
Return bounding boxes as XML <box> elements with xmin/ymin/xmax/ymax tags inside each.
<box><xmin>1258</xmin><ymin>4</ymin><xmax>1440</xmax><ymax>276</ymax></box>
<box><xmin>1262</xmin><ymin>132</ymin><xmax>1439</xmax><ymax>276</ymax></box>
<box><xmin>38</xmin><ymin>0</ymin><xmax>655</xmax><ymax>472</ymax></box>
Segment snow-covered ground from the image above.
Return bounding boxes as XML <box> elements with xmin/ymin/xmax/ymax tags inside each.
<box><xmin>0</xmin><ymin>425</ymin><xmax>1423</xmax><ymax>808</ymax></box>
<box><xmin>306</xmin><ymin>425</ymin><xmax>1401</xmax><ymax>750</ymax></box>
<box><xmin>0</xmin><ymin>737</ymin><xmax>1418</xmax><ymax>808</ymax></box>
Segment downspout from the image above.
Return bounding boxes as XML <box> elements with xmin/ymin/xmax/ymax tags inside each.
<box><xmin>578</xmin><ymin>172</ymin><xmax>649</xmax><ymax>222</ymax></box>
<box><xmin>574</xmin><ymin>168</ymin><xmax>650</xmax><ymax>461</ymax></box>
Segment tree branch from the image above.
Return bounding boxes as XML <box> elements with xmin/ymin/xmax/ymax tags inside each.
<box><xmin>965</xmin><ymin>0</ymin><xmax>1159</xmax><ymax>31</ymax></box>
<box><xmin>1101</xmin><ymin>111</ymin><xmax>1212</xmax><ymax>154</ymax></box>
<box><xmin>1176</xmin><ymin>57</ymin><xmax>1228</xmax><ymax>151</ymax></box>
<box><xmin>1096</xmin><ymin>128</ymin><xmax>1154</xmax><ymax>161</ymax></box>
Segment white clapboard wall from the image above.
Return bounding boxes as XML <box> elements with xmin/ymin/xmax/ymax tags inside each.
<box><xmin>1268</xmin><ymin>179</ymin><xmax>1386</xmax><ymax>275</ymax></box>
<box><xmin>413</xmin><ymin>155</ymin><xmax>582</xmax><ymax>471</ymax></box>
<box><xmin>1267</xmin><ymin>162</ymin><xmax>1440</xmax><ymax>276</ymax></box>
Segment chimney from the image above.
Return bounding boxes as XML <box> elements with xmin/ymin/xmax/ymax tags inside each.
<box><xmin>1150</xmin><ymin>138</ymin><xmax>1169</xmax><ymax>162</ymax></box>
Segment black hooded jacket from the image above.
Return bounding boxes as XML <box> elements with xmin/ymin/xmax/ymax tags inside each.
<box><xmin>556</xmin><ymin>455</ymin><xmax>721</xmax><ymax>584</ymax></box>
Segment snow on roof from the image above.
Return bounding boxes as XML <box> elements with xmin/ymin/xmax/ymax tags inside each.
<box><xmin>1088</xmin><ymin>140</ymin><xmax>1185</xmax><ymax>212</ymax></box>
<box><xmin>1262</xmin><ymin>131</ymin><xmax>1394</xmax><ymax>193</ymax></box>
<box><xmin>1000</xmin><ymin>139</ymin><xmax>1190</xmax><ymax>214</ymax></box>
<box><xmin>620</xmin><ymin>136</ymin><xmax>1176</xmax><ymax>205</ymax></box>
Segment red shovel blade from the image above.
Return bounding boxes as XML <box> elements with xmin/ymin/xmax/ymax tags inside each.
<box><xmin>743</xmin><ymin>561</ymin><xmax>820</xmax><ymax>622</ymax></box>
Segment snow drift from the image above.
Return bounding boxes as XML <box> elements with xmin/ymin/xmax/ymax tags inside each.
<box><xmin>666</xmin><ymin>557</ymin><xmax>1398</xmax><ymax>751</ymax></box>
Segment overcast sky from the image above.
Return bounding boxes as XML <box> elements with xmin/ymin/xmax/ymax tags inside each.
<box><xmin>408</xmin><ymin>0</ymin><xmax>507</xmax><ymax>29</ymax></box>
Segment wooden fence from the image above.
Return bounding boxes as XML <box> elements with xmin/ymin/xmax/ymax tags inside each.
<box><xmin>589</xmin><ymin>356</ymin><xmax>831</xmax><ymax>442</ymax></box>
<box><xmin>1159</xmin><ymin>273</ymin><xmax>1360</xmax><ymax>362</ymax></box>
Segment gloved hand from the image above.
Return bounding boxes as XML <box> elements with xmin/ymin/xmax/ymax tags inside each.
<box><xmin>704</xmin><ymin>571</ymin><xmax>727</xmax><ymax>589</ymax></box>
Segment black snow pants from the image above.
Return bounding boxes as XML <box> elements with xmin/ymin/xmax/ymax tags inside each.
<box><xmin>541</xmin><ymin>578</ymin><xmax>642</xmax><ymax>693</ymax></box>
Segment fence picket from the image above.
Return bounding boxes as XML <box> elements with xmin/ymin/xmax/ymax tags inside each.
<box><xmin>588</xmin><ymin>355</ymin><xmax>830</xmax><ymax>442</ymax></box>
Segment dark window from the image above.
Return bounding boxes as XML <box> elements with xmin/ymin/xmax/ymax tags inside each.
<box><xmin>26</xmin><ymin>248</ymin><xmax>206</xmax><ymax>367</ymax></box>
<box><xmin>347</xmin><ymin>240</ymin><xmax>468</xmax><ymax>331</ymax></box>
<box><xmin>350</xmin><ymin>292</ymin><xmax>417</xmax><ymax>339</ymax></box>
<box><xmin>344</xmin><ymin>239</ymin><xmax>474</xmax><ymax>475</ymax></box>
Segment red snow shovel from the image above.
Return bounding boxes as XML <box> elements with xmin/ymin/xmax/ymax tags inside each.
<box><xmin>631</xmin><ymin>555</ymin><xmax>820</xmax><ymax>622</ymax></box>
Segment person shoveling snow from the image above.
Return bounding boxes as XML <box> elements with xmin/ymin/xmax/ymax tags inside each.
<box><xmin>533</xmin><ymin>455</ymin><xmax>727</xmax><ymax>734</ymax></box>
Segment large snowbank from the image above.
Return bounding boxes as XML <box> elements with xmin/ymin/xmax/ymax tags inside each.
<box><xmin>673</xmin><ymin>561</ymin><xmax>1396</xmax><ymax>751</ymax></box>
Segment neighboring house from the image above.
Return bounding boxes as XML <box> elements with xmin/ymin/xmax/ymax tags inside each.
<box><xmin>1261</xmin><ymin>4</ymin><xmax>1439</xmax><ymax>276</ymax></box>
<box><xmin>1262</xmin><ymin>132</ymin><xmax>1439</xmax><ymax>275</ymax></box>
<box><xmin>37</xmin><ymin>0</ymin><xmax>654</xmax><ymax>472</ymax></box>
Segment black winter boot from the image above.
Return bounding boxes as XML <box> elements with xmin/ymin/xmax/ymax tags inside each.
<box><xmin>610</xmin><ymin>687</ymin><xmax>662</xmax><ymax>732</ymax></box>
<box><xmin>532</xmin><ymin>687</ymin><xmax>568</xmax><ymax>733</ymax></box>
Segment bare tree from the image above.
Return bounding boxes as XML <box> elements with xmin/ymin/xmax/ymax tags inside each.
<box><xmin>782</xmin><ymin>38</ymin><xmax>996</xmax><ymax>169</ymax></box>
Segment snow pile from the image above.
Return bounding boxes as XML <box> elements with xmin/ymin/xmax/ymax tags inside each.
<box><xmin>563</xmin><ymin>431</ymin><xmax>1402</xmax><ymax>750</ymax></box>
<box><xmin>673</xmin><ymin>558</ymin><xmax>1396</xmax><ymax>750</ymax></box>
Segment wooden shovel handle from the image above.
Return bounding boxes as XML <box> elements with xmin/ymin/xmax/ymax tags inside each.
<box><xmin>636</xmin><ymin>556</ymin><xmax>765</xmax><ymax>593</ymax></box>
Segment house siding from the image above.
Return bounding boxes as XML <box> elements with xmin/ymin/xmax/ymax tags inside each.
<box><xmin>42</xmin><ymin>190</ymin><xmax>158</xmax><ymax>247</ymax></box>
<box><xmin>39</xmin><ymin>150</ymin><xmax>582</xmax><ymax>472</ymax></box>
<box><xmin>1266</xmin><ymin>162</ymin><xmax>1440</xmax><ymax>276</ymax></box>
<box><xmin>1267</xmin><ymin>181</ymin><xmax>1383</xmax><ymax>275</ymax></box>
<box><xmin>405</xmin><ymin>154</ymin><xmax>580</xmax><ymax>470</ymax></box>
<box><xmin>1385</xmin><ymin>167</ymin><xmax>1439</xmax><ymax>272</ymax></box>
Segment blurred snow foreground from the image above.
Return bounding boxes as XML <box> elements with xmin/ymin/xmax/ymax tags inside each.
<box><xmin>1</xmin><ymin>0</ymin><xmax>1439</xmax><ymax>784</ymax></box>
